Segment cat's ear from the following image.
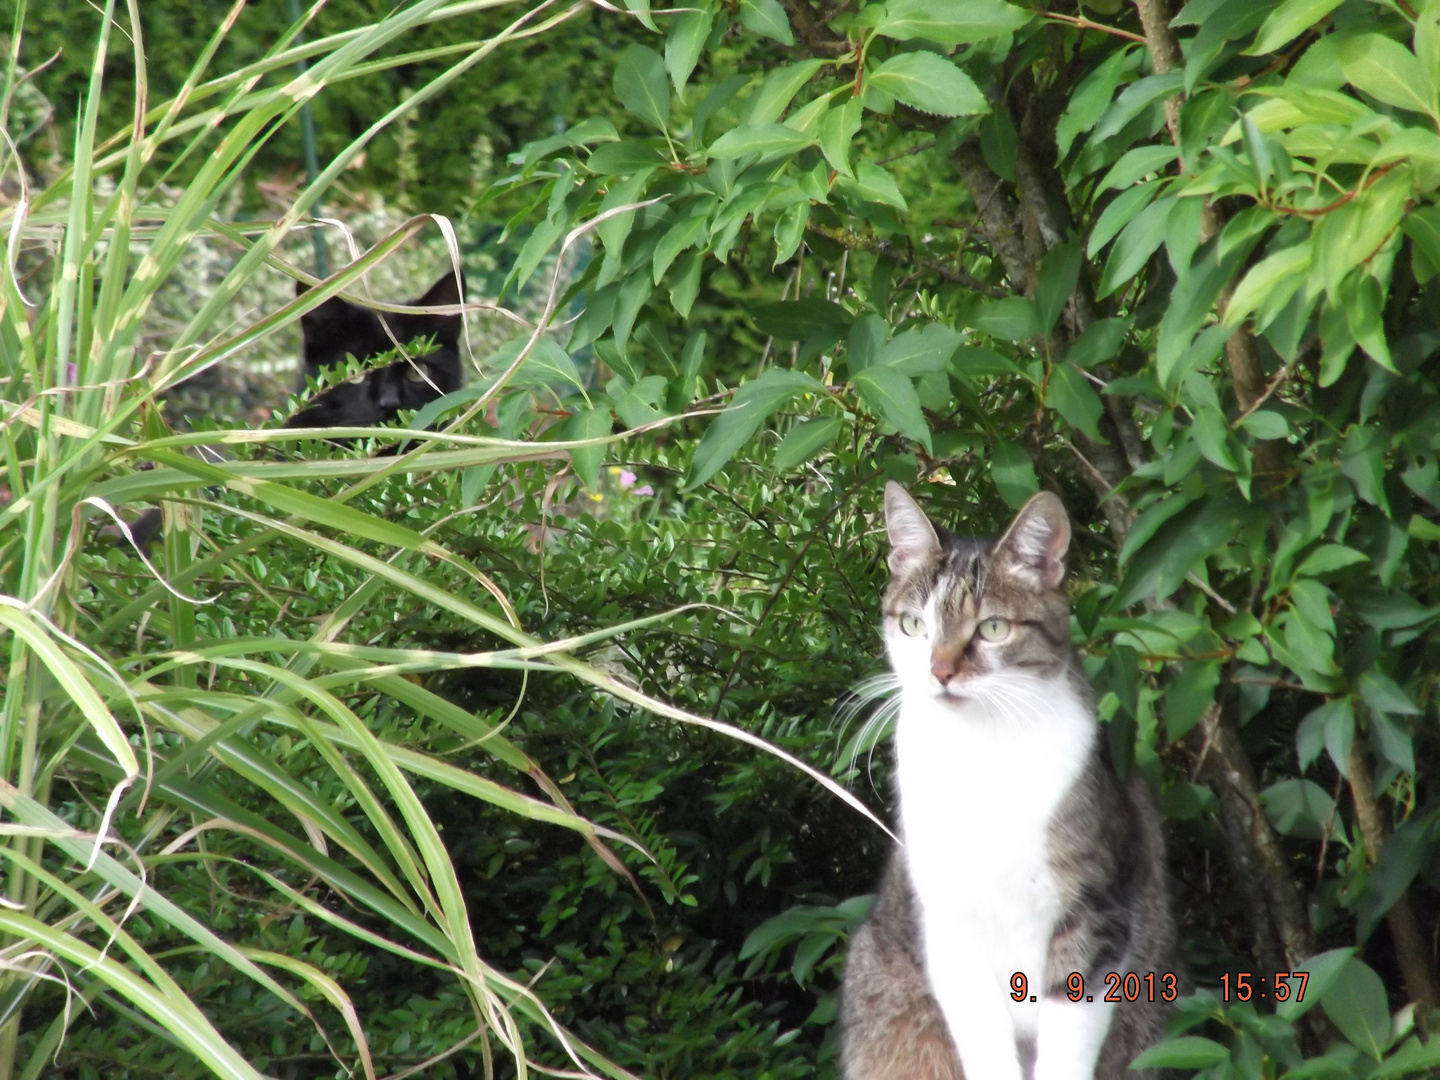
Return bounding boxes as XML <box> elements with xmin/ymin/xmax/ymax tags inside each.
<box><xmin>884</xmin><ymin>482</ymin><xmax>940</xmax><ymax>573</ymax></box>
<box><xmin>416</xmin><ymin>270</ymin><xmax>466</xmax><ymax>306</ymax></box>
<box><xmin>993</xmin><ymin>491</ymin><xmax>1070</xmax><ymax>589</ymax></box>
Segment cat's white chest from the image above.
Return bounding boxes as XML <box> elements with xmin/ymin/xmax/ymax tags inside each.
<box><xmin>895</xmin><ymin>686</ymin><xmax>1095</xmax><ymax>1042</ymax></box>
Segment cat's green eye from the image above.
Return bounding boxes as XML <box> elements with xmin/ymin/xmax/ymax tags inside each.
<box><xmin>405</xmin><ymin>366</ymin><xmax>427</xmax><ymax>383</ymax></box>
<box><xmin>899</xmin><ymin>613</ymin><xmax>926</xmax><ymax>637</ymax></box>
<box><xmin>977</xmin><ymin>617</ymin><xmax>1011</xmax><ymax>642</ymax></box>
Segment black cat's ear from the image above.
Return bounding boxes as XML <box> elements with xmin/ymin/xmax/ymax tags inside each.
<box><xmin>884</xmin><ymin>482</ymin><xmax>940</xmax><ymax>573</ymax></box>
<box><xmin>413</xmin><ymin>271</ymin><xmax>465</xmax><ymax>321</ymax></box>
<box><xmin>993</xmin><ymin>491</ymin><xmax>1070</xmax><ymax>590</ymax></box>
<box><xmin>295</xmin><ymin>278</ymin><xmax>309</xmax><ymax>297</ymax></box>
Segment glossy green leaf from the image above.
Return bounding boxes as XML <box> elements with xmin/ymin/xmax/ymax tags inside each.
<box><xmin>865</xmin><ymin>53</ymin><xmax>988</xmax><ymax>117</ymax></box>
<box><xmin>1277</xmin><ymin>948</ymin><xmax>1357</xmax><ymax>1021</ymax></box>
<box><xmin>737</xmin><ymin>0</ymin><xmax>794</xmax><ymax>45</ymax></box>
<box><xmin>1322</xmin><ymin>957</ymin><xmax>1392</xmax><ymax>1060</ymax></box>
<box><xmin>1247</xmin><ymin>0</ymin><xmax>1345</xmax><ymax>55</ymax></box>
<box><xmin>990</xmin><ymin>439</ymin><xmax>1039</xmax><ymax>508</ymax></box>
<box><xmin>971</xmin><ymin>297</ymin><xmax>1040</xmax><ymax>340</ymax></box>
<box><xmin>614</xmin><ymin>44</ymin><xmax>671</xmax><ymax>132</ymax></box>
<box><xmin>686</xmin><ymin>369</ymin><xmax>823</xmax><ymax>488</ymax></box>
<box><xmin>653</xmin><ymin>212</ymin><xmax>711</xmax><ymax>283</ymax></box>
<box><xmin>1358</xmin><ymin>671</ymin><xmax>1421</xmax><ymax>716</ymax></box>
<box><xmin>874</xmin><ymin>0</ymin><xmax>1031</xmax><ymax>46</ymax></box>
<box><xmin>708</xmin><ymin>122</ymin><xmax>815</xmax><ymax>159</ymax></box>
<box><xmin>878</xmin><ymin>324</ymin><xmax>963</xmax><ymax>376</ymax></box>
<box><xmin>1046</xmin><ymin>364</ymin><xmax>1106</xmax><ymax>443</ymax></box>
<box><xmin>774</xmin><ymin>416</ymin><xmax>844</xmax><ymax>469</ymax></box>
<box><xmin>1239</xmin><ymin>409</ymin><xmax>1289</xmax><ymax>439</ymax></box>
<box><xmin>819</xmin><ymin>97</ymin><xmax>864</xmax><ymax>177</ymax></box>
<box><xmin>855</xmin><ymin>365</ymin><xmax>932</xmax><ymax>450</ymax></box>
<box><xmin>665</xmin><ymin>4</ymin><xmax>714</xmax><ymax>94</ymax></box>
<box><xmin>1164</xmin><ymin>660</ymin><xmax>1220</xmax><ymax>741</ymax></box>
<box><xmin>1035</xmin><ymin>243</ymin><xmax>1081</xmax><ymax>334</ymax></box>
<box><xmin>1130</xmin><ymin>1036</ymin><xmax>1229</xmax><ymax>1069</ymax></box>
<box><xmin>834</xmin><ymin>161</ymin><xmax>909</xmax><ymax>209</ymax></box>
<box><xmin>1339</xmin><ymin>33</ymin><xmax>1435</xmax><ymax>118</ymax></box>
<box><xmin>1340</xmin><ymin>424</ymin><xmax>1390</xmax><ymax>512</ymax></box>
<box><xmin>1259</xmin><ymin>778</ymin><xmax>1335</xmax><ymax>840</ymax></box>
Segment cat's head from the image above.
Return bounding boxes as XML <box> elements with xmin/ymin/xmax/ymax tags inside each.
<box><xmin>881</xmin><ymin>481</ymin><xmax>1083</xmax><ymax>707</ymax></box>
<box><xmin>285</xmin><ymin>271</ymin><xmax>466</xmax><ymax>430</ymax></box>
<box><xmin>295</xmin><ymin>271</ymin><xmax>465</xmax><ymax>387</ymax></box>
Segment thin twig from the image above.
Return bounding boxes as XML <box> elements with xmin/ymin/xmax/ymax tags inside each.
<box><xmin>1044</xmin><ymin>12</ymin><xmax>1147</xmax><ymax>43</ymax></box>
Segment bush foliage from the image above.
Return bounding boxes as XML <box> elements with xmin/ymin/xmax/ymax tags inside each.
<box><xmin>3</xmin><ymin>0</ymin><xmax>1440</xmax><ymax>1078</ymax></box>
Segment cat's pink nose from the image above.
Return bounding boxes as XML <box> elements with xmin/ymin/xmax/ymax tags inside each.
<box><xmin>931</xmin><ymin>657</ymin><xmax>958</xmax><ymax>685</ymax></box>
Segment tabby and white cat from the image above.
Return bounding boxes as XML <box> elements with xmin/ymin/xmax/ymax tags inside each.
<box><xmin>840</xmin><ymin>483</ymin><xmax>1176</xmax><ymax>1080</ymax></box>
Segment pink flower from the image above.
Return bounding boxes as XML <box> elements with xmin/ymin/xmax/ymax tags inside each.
<box><xmin>618</xmin><ymin>469</ymin><xmax>637</xmax><ymax>487</ymax></box>
<box><xmin>634</xmin><ymin>485</ymin><xmax>654</xmax><ymax>496</ymax></box>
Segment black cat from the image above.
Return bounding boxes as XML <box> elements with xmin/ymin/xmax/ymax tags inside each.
<box><xmin>119</xmin><ymin>271</ymin><xmax>467</xmax><ymax>551</ymax></box>
<box><xmin>284</xmin><ymin>270</ymin><xmax>466</xmax><ymax>429</ymax></box>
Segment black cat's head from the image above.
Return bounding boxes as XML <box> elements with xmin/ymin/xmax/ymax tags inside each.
<box><xmin>285</xmin><ymin>271</ymin><xmax>466</xmax><ymax>430</ymax></box>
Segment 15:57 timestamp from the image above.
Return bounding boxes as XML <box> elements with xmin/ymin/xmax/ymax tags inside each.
<box><xmin>1219</xmin><ymin>972</ymin><xmax>1309</xmax><ymax>1002</ymax></box>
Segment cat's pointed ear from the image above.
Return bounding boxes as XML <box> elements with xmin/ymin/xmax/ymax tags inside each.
<box><xmin>408</xmin><ymin>271</ymin><xmax>465</xmax><ymax>340</ymax></box>
<box><xmin>884</xmin><ymin>482</ymin><xmax>940</xmax><ymax>573</ymax></box>
<box><xmin>993</xmin><ymin>491</ymin><xmax>1070</xmax><ymax>589</ymax></box>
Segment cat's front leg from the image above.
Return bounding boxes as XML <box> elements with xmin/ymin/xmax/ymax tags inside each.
<box><xmin>923</xmin><ymin>932</ymin><xmax>1026</xmax><ymax>1080</ymax></box>
<box><xmin>1032</xmin><ymin>996</ymin><xmax>1115</xmax><ymax>1080</ymax></box>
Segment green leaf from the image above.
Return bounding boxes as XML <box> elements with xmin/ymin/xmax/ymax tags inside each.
<box><xmin>1129</xmin><ymin>1036</ymin><xmax>1229</xmax><ymax>1069</ymax></box>
<box><xmin>1277</xmin><ymin>947</ymin><xmax>1356</xmax><ymax>1021</ymax></box>
<box><xmin>874</xmin><ymin>0</ymin><xmax>1031</xmax><ymax>46</ymax></box>
<box><xmin>1322</xmin><ymin>957</ymin><xmax>1392</xmax><ymax>1060</ymax></box>
<box><xmin>669</xmin><ymin>250</ymin><xmax>703</xmax><ymax>318</ymax></box>
<box><xmin>1057</xmin><ymin>48</ymin><xmax>1128</xmax><ymax>158</ymax></box>
<box><xmin>1164</xmin><ymin>660</ymin><xmax>1220</xmax><ymax>741</ymax></box>
<box><xmin>835</xmin><ymin>161</ymin><xmax>909</xmax><ymax>209</ymax></box>
<box><xmin>1342</xmin><ymin>272</ymin><xmax>1395</xmax><ymax>372</ymax></box>
<box><xmin>1239</xmin><ymin>409</ymin><xmax>1289</xmax><ymax>439</ymax></box>
<box><xmin>865</xmin><ymin>53</ymin><xmax>988</xmax><ymax>117</ymax></box>
<box><xmin>1224</xmin><ymin>244</ymin><xmax>1311</xmax><ymax>327</ymax></box>
<box><xmin>1087</xmin><ymin>183</ymin><xmax>1160</xmax><ymax>258</ymax></box>
<box><xmin>1295</xmin><ymin>544</ymin><xmax>1369</xmax><ymax>577</ymax></box>
<box><xmin>1046</xmin><ymin>364</ymin><xmax>1106</xmax><ymax>443</ymax></box>
<box><xmin>819</xmin><ymin>97</ymin><xmax>864</xmax><ymax>177</ymax></box>
<box><xmin>949</xmin><ymin>345</ymin><xmax>1023</xmax><ymax>378</ymax></box>
<box><xmin>588</xmin><ymin>141</ymin><xmax>667</xmax><ymax>175</ymax></box>
<box><xmin>653</xmin><ymin>212</ymin><xmax>711</xmax><ymax>283</ymax></box>
<box><xmin>738</xmin><ymin>0</ymin><xmax>794</xmax><ymax>45</ymax></box>
<box><xmin>1098</xmin><ymin>144</ymin><xmax>1178</xmax><ymax>191</ymax></box>
<box><xmin>878</xmin><ymin>323</ymin><xmax>963</xmax><ymax>376</ymax></box>
<box><xmin>565</xmin><ymin>406</ymin><xmax>614</xmax><ymax>489</ymax></box>
<box><xmin>1340</xmin><ymin>33</ymin><xmax>1436</xmax><ymax>118</ymax></box>
<box><xmin>846</xmin><ymin>314</ymin><xmax>889</xmax><ymax>374</ymax></box>
<box><xmin>1259</xmin><ymin>778</ymin><xmax>1335</xmax><ymax>840</ymax></box>
<box><xmin>1356</xmin><ymin>811</ymin><xmax>1438</xmax><ymax>942</ymax></box>
<box><xmin>1035</xmin><ymin>242</ymin><xmax>1080</xmax><ymax>334</ymax></box>
<box><xmin>1247</xmin><ymin>0</ymin><xmax>1345</xmax><ymax>55</ymax></box>
<box><xmin>686</xmin><ymin>369</ymin><xmax>823</xmax><ymax>488</ymax></box>
<box><xmin>1374</xmin><ymin>1035</ymin><xmax>1440</xmax><ymax>1078</ymax></box>
<box><xmin>1098</xmin><ymin>196</ymin><xmax>1173</xmax><ymax>298</ymax></box>
<box><xmin>1370</xmin><ymin>711</ymin><xmax>1415</xmax><ymax>773</ymax></box>
<box><xmin>1340</xmin><ymin>424</ymin><xmax>1390</xmax><ymax>513</ymax></box>
<box><xmin>774</xmin><ymin>201</ymin><xmax>810</xmax><ymax>265</ymax></box>
<box><xmin>774</xmin><ymin>416</ymin><xmax>844</xmax><ymax>469</ymax></box>
<box><xmin>971</xmin><ymin>297</ymin><xmax>1041</xmax><ymax>340</ymax></box>
<box><xmin>708</xmin><ymin>122</ymin><xmax>815</xmax><ymax>159</ymax></box>
<box><xmin>1116</xmin><ymin>495</ymin><xmax>1251</xmax><ymax>607</ymax></box>
<box><xmin>980</xmin><ymin>107</ymin><xmax>1018</xmax><ymax>182</ymax></box>
<box><xmin>742</xmin><ymin>60</ymin><xmax>825</xmax><ymax>125</ymax></box>
<box><xmin>1190</xmin><ymin>406</ymin><xmax>1238</xmax><ymax>471</ymax></box>
<box><xmin>665</xmin><ymin>4</ymin><xmax>714</xmax><ymax>94</ymax></box>
<box><xmin>754</xmin><ymin>298</ymin><xmax>854</xmax><ymax>341</ymax></box>
<box><xmin>1358</xmin><ymin>671</ymin><xmax>1421</xmax><ymax>716</ymax></box>
<box><xmin>855</xmin><ymin>365</ymin><xmax>932</xmax><ymax>450</ymax></box>
<box><xmin>614</xmin><ymin>44</ymin><xmax>671</xmax><ymax>132</ymax></box>
<box><xmin>670</xmin><ymin>329</ymin><xmax>706</xmax><ymax>410</ymax></box>
<box><xmin>990</xmin><ymin>439</ymin><xmax>1039</xmax><ymax>508</ymax></box>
